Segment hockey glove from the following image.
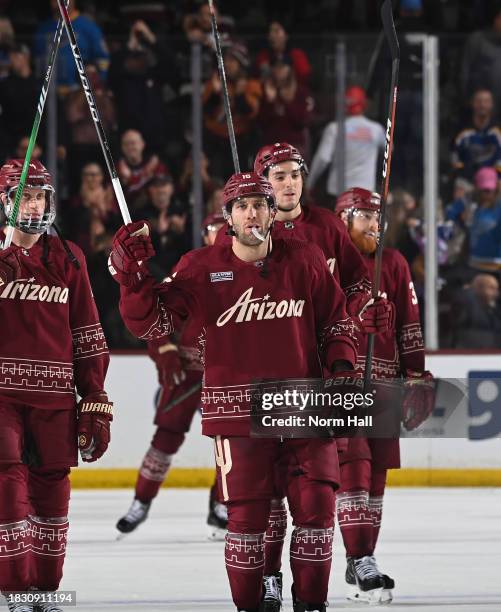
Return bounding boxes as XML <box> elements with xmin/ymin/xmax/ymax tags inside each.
<box><xmin>402</xmin><ymin>370</ymin><xmax>435</xmax><ymax>431</ymax></box>
<box><xmin>77</xmin><ymin>392</ymin><xmax>113</xmax><ymax>462</ymax></box>
<box><xmin>109</xmin><ymin>221</ymin><xmax>155</xmax><ymax>287</ymax></box>
<box><xmin>0</xmin><ymin>245</ymin><xmax>22</xmax><ymax>286</ymax></box>
<box><xmin>149</xmin><ymin>340</ymin><xmax>186</xmax><ymax>387</ymax></box>
<box><xmin>347</xmin><ymin>293</ymin><xmax>395</xmax><ymax>334</ymax></box>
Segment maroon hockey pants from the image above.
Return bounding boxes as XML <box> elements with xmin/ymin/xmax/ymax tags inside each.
<box><xmin>215</xmin><ymin>437</ymin><xmax>338</xmax><ymax>610</ymax></box>
<box><xmin>0</xmin><ymin>403</ymin><xmax>75</xmax><ymax>594</ymax></box>
<box><xmin>336</xmin><ymin>458</ymin><xmax>387</xmax><ymax>557</ymax></box>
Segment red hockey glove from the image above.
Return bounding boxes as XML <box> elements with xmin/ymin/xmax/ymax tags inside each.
<box><xmin>0</xmin><ymin>245</ymin><xmax>22</xmax><ymax>286</ymax></box>
<box><xmin>402</xmin><ymin>371</ymin><xmax>435</xmax><ymax>431</ymax></box>
<box><xmin>77</xmin><ymin>392</ymin><xmax>113</xmax><ymax>462</ymax></box>
<box><xmin>108</xmin><ymin>221</ymin><xmax>155</xmax><ymax>287</ymax></box>
<box><xmin>347</xmin><ymin>293</ymin><xmax>395</xmax><ymax>334</ymax></box>
<box><xmin>152</xmin><ymin>341</ymin><xmax>186</xmax><ymax>388</ymax></box>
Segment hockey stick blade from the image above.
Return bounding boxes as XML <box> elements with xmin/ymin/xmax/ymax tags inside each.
<box><xmin>381</xmin><ymin>0</ymin><xmax>400</xmax><ymax>61</ymax></box>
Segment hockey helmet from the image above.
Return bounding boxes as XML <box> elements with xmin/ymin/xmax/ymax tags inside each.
<box><xmin>202</xmin><ymin>212</ymin><xmax>225</xmax><ymax>234</ymax></box>
<box><xmin>336</xmin><ymin>187</ymin><xmax>381</xmax><ymax>216</ymax></box>
<box><xmin>254</xmin><ymin>142</ymin><xmax>307</xmax><ymax>176</ymax></box>
<box><xmin>222</xmin><ymin>172</ymin><xmax>276</xmax><ymax>219</ymax></box>
<box><xmin>0</xmin><ymin>159</ymin><xmax>55</xmax><ymax>234</ymax></box>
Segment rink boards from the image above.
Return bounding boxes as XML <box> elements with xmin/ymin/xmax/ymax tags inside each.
<box><xmin>71</xmin><ymin>353</ymin><xmax>501</xmax><ymax>487</ymax></box>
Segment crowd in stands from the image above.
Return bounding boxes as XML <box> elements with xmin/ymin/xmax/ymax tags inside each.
<box><xmin>1</xmin><ymin>0</ymin><xmax>501</xmax><ymax>348</ymax></box>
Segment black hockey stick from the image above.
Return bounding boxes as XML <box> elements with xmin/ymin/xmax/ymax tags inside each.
<box><xmin>207</xmin><ymin>0</ymin><xmax>240</xmax><ymax>173</ymax></box>
<box><xmin>56</xmin><ymin>0</ymin><xmax>131</xmax><ymax>224</ymax></box>
<box><xmin>364</xmin><ymin>0</ymin><xmax>400</xmax><ymax>389</ymax></box>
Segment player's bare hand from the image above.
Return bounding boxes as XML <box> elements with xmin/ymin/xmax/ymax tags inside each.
<box><xmin>402</xmin><ymin>371</ymin><xmax>435</xmax><ymax>431</ymax></box>
<box><xmin>77</xmin><ymin>392</ymin><xmax>113</xmax><ymax>462</ymax></box>
<box><xmin>109</xmin><ymin>221</ymin><xmax>155</xmax><ymax>286</ymax></box>
<box><xmin>0</xmin><ymin>245</ymin><xmax>22</xmax><ymax>286</ymax></box>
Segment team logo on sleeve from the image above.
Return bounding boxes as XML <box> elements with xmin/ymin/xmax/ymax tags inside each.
<box><xmin>210</xmin><ymin>271</ymin><xmax>233</xmax><ymax>283</ymax></box>
<box><xmin>216</xmin><ymin>287</ymin><xmax>305</xmax><ymax>326</ymax></box>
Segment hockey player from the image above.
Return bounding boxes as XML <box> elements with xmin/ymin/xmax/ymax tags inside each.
<box><xmin>109</xmin><ymin>171</ymin><xmax>359</xmax><ymax>612</ymax></box>
<box><xmin>116</xmin><ymin>213</ymin><xmax>229</xmax><ymax>540</ymax></box>
<box><xmin>218</xmin><ymin>143</ymin><xmax>395</xmax><ymax>612</ymax></box>
<box><xmin>335</xmin><ymin>187</ymin><xmax>434</xmax><ymax>604</ymax></box>
<box><xmin>0</xmin><ymin>160</ymin><xmax>112</xmax><ymax>612</ymax></box>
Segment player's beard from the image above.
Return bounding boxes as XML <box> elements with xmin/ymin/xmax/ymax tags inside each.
<box><xmin>232</xmin><ymin>218</ymin><xmax>272</xmax><ymax>247</ymax></box>
<box><xmin>349</xmin><ymin>227</ymin><xmax>377</xmax><ymax>255</ymax></box>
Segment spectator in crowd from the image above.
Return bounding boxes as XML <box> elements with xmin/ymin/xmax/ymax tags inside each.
<box><xmin>202</xmin><ymin>40</ymin><xmax>261</xmax><ymax>178</ymax></box>
<box><xmin>0</xmin><ymin>43</ymin><xmax>39</xmax><ymax>157</ymax></box>
<box><xmin>180</xmin><ymin>1</ymin><xmax>235</xmax><ymax>90</ymax></box>
<box><xmin>257</xmin><ymin>59</ymin><xmax>313</xmax><ymax>158</ymax></box>
<box><xmin>446</xmin><ymin>166</ymin><xmax>501</xmax><ymax>272</ymax></box>
<box><xmin>34</xmin><ymin>0</ymin><xmax>109</xmax><ymax>95</ymax></box>
<box><xmin>205</xmin><ymin>179</ymin><xmax>225</xmax><ymax>215</ymax></box>
<box><xmin>0</xmin><ymin>16</ymin><xmax>14</xmax><ymax>79</ymax></box>
<box><xmin>307</xmin><ymin>86</ymin><xmax>385</xmax><ymax>207</ymax></box>
<box><xmin>450</xmin><ymin>273</ymin><xmax>501</xmax><ymax>348</ymax></box>
<box><xmin>451</xmin><ymin>88</ymin><xmax>501</xmax><ymax>182</ymax></box>
<box><xmin>108</xmin><ymin>19</ymin><xmax>178</xmax><ymax>154</ymax></box>
<box><xmin>140</xmin><ymin>175</ymin><xmax>191</xmax><ymax>279</ymax></box>
<box><xmin>117</xmin><ymin>129</ymin><xmax>169</xmax><ymax>210</ymax></box>
<box><xmin>14</xmin><ymin>135</ymin><xmax>42</xmax><ymax>161</ymax></box>
<box><xmin>65</xmin><ymin>63</ymin><xmax>116</xmax><ymax>192</ymax></box>
<box><xmin>461</xmin><ymin>3</ymin><xmax>501</xmax><ymax>110</ymax></box>
<box><xmin>64</xmin><ymin>161</ymin><xmax>124</xmax><ymax>344</ymax></box>
<box><xmin>183</xmin><ymin>1</ymin><xmax>234</xmax><ymax>53</ymax></box>
<box><xmin>255</xmin><ymin>20</ymin><xmax>311</xmax><ymax>87</ymax></box>
<box><xmin>177</xmin><ymin>151</ymin><xmax>219</xmax><ymax>205</ymax></box>
<box><xmin>65</xmin><ymin>161</ymin><xmax>119</xmax><ymax>256</ymax></box>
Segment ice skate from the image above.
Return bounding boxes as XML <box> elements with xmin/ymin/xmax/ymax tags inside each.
<box><xmin>291</xmin><ymin>584</ymin><xmax>326</xmax><ymax>612</ymax></box>
<box><xmin>369</xmin><ymin>556</ymin><xmax>394</xmax><ymax>603</ymax></box>
<box><xmin>262</xmin><ymin>572</ymin><xmax>283</xmax><ymax>611</ymax></box>
<box><xmin>6</xmin><ymin>602</ymin><xmax>33</xmax><ymax>612</ymax></box>
<box><xmin>34</xmin><ymin>600</ymin><xmax>64</xmax><ymax>612</ymax></box>
<box><xmin>116</xmin><ymin>498</ymin><xmax>151</xmax><ymax>538</ymax></box>
<box><xmin>206</xmin><ymin>497</ymin><xmax>228</xmax><ymax>541</ymax></box>
<box><xmin>346</xmin><ymin>555</ymin><xmax>386</xmax><ymax>605</ymax></box>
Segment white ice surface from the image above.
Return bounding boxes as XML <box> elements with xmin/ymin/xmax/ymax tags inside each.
<box><xmin>39</xmin><ymin>488</ymin><xmax>501</xmax><ymax>611</ymax></box>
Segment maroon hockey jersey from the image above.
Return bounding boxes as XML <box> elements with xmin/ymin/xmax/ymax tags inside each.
<box><xmin>0</xmin><ymin>234</ymin><xmax>109</xmax><ymax>409</ymax></box>
<box><xmin>356</xmin><ymin>248</ymin><xmax>424</xmax><ymax>378</ymax></box>
<box><xmin>120</xmin><ymin>238</ymin><xmax>358</xmax><ymax>436</ymax></box>
<box><xmin>216</xmin><ymin>204</ymin><xmax>371</xmax><ymax>304</ymax></box>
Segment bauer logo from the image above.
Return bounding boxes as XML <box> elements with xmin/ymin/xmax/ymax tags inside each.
<box><xmin>210</xmin><ymin>271</ymin><xmax>233</xmax><ymax>283</ymax></box>
<box><xmin>217</xmin><ymin>287</ymin><xmax>305</xmax><ymax>326</ymax></box>
<box><xmin>0</xmin><ymin>278</ymin><xmax>69</xmax><ymax>303</ymax></box>
<box><xmin>468</xmin><ymin>371</ymin><xmax>501</xmax><ymax>440</ymax></box>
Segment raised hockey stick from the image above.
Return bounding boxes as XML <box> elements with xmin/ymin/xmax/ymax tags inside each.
<box><xmin>2</xmin><ymin>0</ymin><xmax>70</xmax><ymax>249</ymax></box>
<box><xmin>364</xmin><ymin>0</ymin><xmax>400</xmax><ymax>389</ymax></box>
<box><xmin>56</xmin><ymin>0</ymin><xmax>131</xmax><ymax>224</ymax></box>
<box><xmin>207</xmin><ymin>0</ymin><xmax>240</xmax><ymax>173</ymax></box>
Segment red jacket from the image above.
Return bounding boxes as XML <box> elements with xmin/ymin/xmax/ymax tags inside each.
<box><xmin>120</xmin><ymin>239</ymin><xmax>358</xmax><ymax>436</ymax></box>
<box><xmin>0</xmin><ymin>234</ymin><xmax>109</xmax><ymax>409</ymax></box>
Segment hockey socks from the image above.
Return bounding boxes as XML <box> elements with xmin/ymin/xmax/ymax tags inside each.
<box><xmin>263</xmin><ymin>498</ymin><xmax>287</xmax><ymax>575</ymax></box>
